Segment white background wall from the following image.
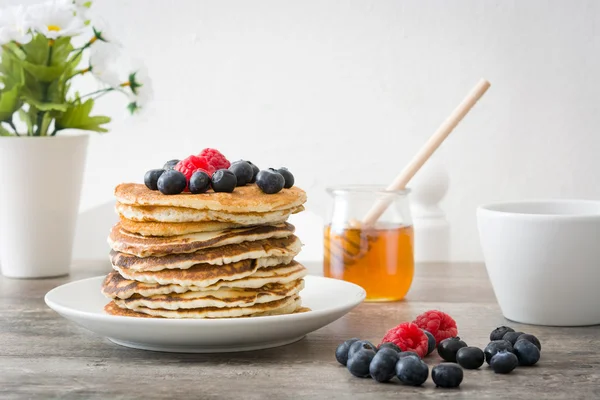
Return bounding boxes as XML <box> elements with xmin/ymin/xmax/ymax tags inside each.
<box><xmin>4</xmin><ymin>0</ymin><xmax>600</xmax><ymax>262</ymax></box>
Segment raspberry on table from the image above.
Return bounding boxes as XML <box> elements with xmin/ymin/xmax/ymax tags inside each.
<box><xmin>412</xmin><ymin>310</ymin><xmax>458</xmax><ymax>345</ymax></box>
<box><xmin>175</xmin><ymin>155</ymin><xmax>215</xmax><ymax>191</ymax></box>
<box><xmin>199</xmin><ymin>148</ymin><xmax>230</xmax><ymax>170</ymax></box>
<box><xmin>379</xmin><ymin>322</ymin><xmax>429</xmax><ymax>358</ymax></box>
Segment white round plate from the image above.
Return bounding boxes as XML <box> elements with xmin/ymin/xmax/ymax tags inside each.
<box><xmin>45</xmin><ymin>275</ymin><xmax>365</xmax><ymax>353</ymax></box>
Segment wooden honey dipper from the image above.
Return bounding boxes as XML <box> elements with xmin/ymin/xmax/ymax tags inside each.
<box><xmin>325</xmin><ymin>79</ymin><xmax>491</xmax><ymax>266</ymax></box>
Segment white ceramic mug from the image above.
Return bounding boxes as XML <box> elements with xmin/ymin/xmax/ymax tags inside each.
<box><xmin>477</xmin><ymin>200</ymin><xmax>600</xmax><ymax>326</ymax></box>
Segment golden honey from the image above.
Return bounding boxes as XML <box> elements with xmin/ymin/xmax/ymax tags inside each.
<box><xmin>323</xmin><ymin>224</ymin><xmax>414</xmax><ymax>302</ymax></box>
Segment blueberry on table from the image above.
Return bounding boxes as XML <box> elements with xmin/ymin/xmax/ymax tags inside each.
<box><xmin>513</xmin><ymin>339</ymin><xmax>541</xmax><ymax>366</ymax></box>
<box><xmin>144</xmin><ymin>169</ymin><xmax>165</xmax><ymax>191</ymax></box>
<box><xmin>422</xmin><ymin>329</ymin><xmax>436</xmax><ymax>355</ymax></box>
<box><xmin>256</xmin><ymin>170</ymin><xmax>285</xmax><ymax>194</ymax></box>
<box><xmin>347</xmin><ymin>348</ymin><xmax>376</xmax><ymax>378</ymax></box>
<box><xmin>272</xmin><ymin>167</ymin><xmax>294</xmax><ymax>188</ymax></box>
<box><xmin>490</xmin><ymin>351</ymin><xmax>518</xmax><ymax>374</ymax></box>
<box><xmin>517</xmin><ymin>333</ymin><xmax>541</xmax><ymax>351</ymax></box>
<box><xmin>369</xmin><ymin>348</ymin><xmax>399</xmax><ymax>383</ymax></box>
<box><xmin>211</xmin><ymin>169</ymin><xmax>237</xmax><ymax>193</ymax></box>
<box><xmin>378</xmin><ymin>342</ymin><xmax>402</xmax><ymax>353</ymax></box>
<box><xmin>335</xmin><ymin>338</ymin><xmax>360</xmax><ymax>366</ymax></box>
<box><xmin>246</xmin><ymin>161</ymin><xmax>260</xmax><ymax>183</ymax></box>
<box><xmin>484</xmin><ymin>340</ymin><xmax>514</xmax><ymax>364</ymax></box>
<box><xmin>347</xmin><ymin>340</ymin><xmax>377</xmax><ymax>361</ymax></box>
<box><xmin>229</xmin><ymin>161</ymin><xmax>254</xmax><ymax>186</ymax></box>
<box><xmin>437</xmin><ymin>337</ymin><xmax>468</xmax><ymax>362</ymax></box>
<box><xmin>395</xmin><ymin>356</ymin><xmax>429</xmax><ymax>386</ymax></box>
<box><xmin>189</xmin><ymin>170</ymin><xmax>211</xmax><ymax>194</ymax></box>
<box><xmin>157</xmin><ymin>170</ymin><xmax>186</xmax><ymax>195</ymax></box>
<box><xmin>456</xmin><ymin>346</ymin><xmax>485</xmax><ymax>369</ymax></box>
<box><xmin>163</xmin><ymin>159</ymin><xmax>180</xmax><ymax>170</ymax></box>
<box><xmin>397</xmin><ymin>351</ymin><xmax>420</xmax><ymax>360</ymax></box>
<box><xmin>502</xmin><ymin>331</ymin><xmax>525</xmax><ymax>345</ymax></box>
<box><xmin>490</xmin><ymin>326</ymin><xmax>515</xmax><ymax>341</ymax></box>
<box><xmin>431</xmin><ymin>363</ymin><xmax>463</xmax><ymax>388</ymax></box>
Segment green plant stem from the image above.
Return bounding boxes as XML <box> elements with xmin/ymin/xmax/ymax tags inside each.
<box><xmin>7</xmin><ymin>118</ymin><xmax>20</xmax><ymax>136</ymax></box>
<box><xmin>35</xmin><ymin>43</ymin><xmax>54</xmax><ymax>136</ymax></box>
<box><xmin>79</xmin><ymin>87</ymin><xmax>113</xmax><ymax>99</ymax></box>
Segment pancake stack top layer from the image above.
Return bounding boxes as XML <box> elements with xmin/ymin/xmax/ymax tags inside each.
<box><xmin>102</xmin><ymin>183</ymin><xmax>308</xmax><ymax>319</ymax></box>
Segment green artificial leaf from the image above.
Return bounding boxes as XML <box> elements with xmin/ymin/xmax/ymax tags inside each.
<box><xmin>40</xmin><ymin>113</ymin><xmax>52</xmax><ymax>136</ymax></box>
<box><xmin>21</xmin><ymin>93</ymin><xmax>68</xmax><ymax>112</ymax></box>
<box><xmin>22</xmin><ymin>61</ymin><xmax>65</xmax><ymax>83</ymax></box>
<box><xmin>0</xmin><ymin>48</ymin><xmax>25</xmax><ymax>90</ymax></box>
<box><xmin>0</xmin><ymin>123</ymin><xmax>13</xmax><ymax>136</ymax></box>
<box><xmin>55</xmin><ymin>98</ymin><xmax>111</xmax><ymax>133</ymax></box>
<box><xmin>50</xmin><ymin>37</ymin><xmax>74</xmax><ymax>66</ymax></box>
<box><xmin>22</xmin><ymin>34</ymin><xmax>50</xmax><ymax>66</ymax></box>
<box><xmin>18</xmin><ymin>109</ymin><xmax>33</xmax><ymax>135</ymax></box>
<box><xmin>0</xmin><ymin>85</ymin><xmax>21</xmax><ymax>121</ymax></box>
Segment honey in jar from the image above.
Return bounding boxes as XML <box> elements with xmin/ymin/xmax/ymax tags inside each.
<box><xmin>323</xmin><ymin>186</ymin><xmax>415</xmax><ymax>301</ymax></box>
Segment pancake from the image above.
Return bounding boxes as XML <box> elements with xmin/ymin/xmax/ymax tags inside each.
<box><xmin>116</xmin><ymin>203</ymin><xmax>304</xmax><ymax>224</ymax></box>
<box><xmin>104</xmin><ymin>295</ymin><xmax>302</xmax><ymax>319</ymax></box>
<box><xmin>102</xmin><ymin>262</ymin><xmax>308</xmax><ymax>299</ymax></box>
<box><xmin>113</xmin><ymin>256</ymin><xmax>292</xmax><ymax>286</ymax></box>
<box><xmin>109</xmin><ymin>222</ymin><xmax>297</xmax><ymax>258</ymax></box>
<box><xmin>114</xmin><ymin>279</ymin><xmax>304</xmax><ymax>310</ymax></box>
<box><xmin>111</xmin><ymin>236</ymin><xmax>301</xmax><ymax>270</ymax></box>
<box><xmin>119</xmin><ymin>218</ymin><xmax>247</xmax><ymax>236</ymax></box>
<box><xmin>115</xmin><ymin>183</ymin><xmax>307</xmax><ymax>213</ymax></box>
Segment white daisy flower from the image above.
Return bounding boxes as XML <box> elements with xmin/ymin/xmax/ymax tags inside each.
<box><xmin>89</xmin><ymin>41</ymin><xmax>122</xmax><ymax>88</ymax></box>
<box><xmin>0</xmin><ymin>5</ymin><xmax>32</xmax><ymax>45</ymax></box>
<box><xmin>126</xmin><ymin>65</ymin><xmax>153</xmax><ymax>114</ymax></box>
<box><xmin>27</xmin><ymin>0</ymin><xmax>86</xmax><ymax>40</ymax></box>
<box><xmin>72</xmin><ymin>0</ymin><xmax>92</xmax><ymax>19</ymax></box>
<box><xmin>90</xmin><ymin>17</ymin><xmax>118</xmax><ymax>44</ymax></box>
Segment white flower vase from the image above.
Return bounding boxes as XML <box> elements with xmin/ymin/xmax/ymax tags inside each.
<box><xmin>0</xmin><ymin>133</ymin><xmax>89</xmax><ymax>278</ymax></box>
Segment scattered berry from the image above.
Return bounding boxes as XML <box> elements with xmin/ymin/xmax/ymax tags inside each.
<box><xmin>144</xmin><ymin>169</ymin><xmax>165</xmax><ymax>190</ymax></box>
<box><xmin>517</xmin><ymin>334</ymin><xmax>541</xmax><ymax>351</ymax></box>
<box><xmin>229</xmin><ymin>161</ymin><xmax>254</xmax><ymax>186</ymax></box>
<box><xmin>157</xmin><ymin>170</ymin><xmax>187</xmax><ymax>195</ymax></box>
<box><xmin>347</xmin><ymin>348</ymin><xmax>376</xmax><ymax>378</ymax></box>
<box><xmin>270</xmin><ymin>167</ymin><xmax>294</xmax><ymax>188</ymax></box>
<box><xmin>397</xmin><ymin>351</ymin><xmax>420</xmax><ymax>360</ymax></box>
<box><xmin>502</xmin><ymin>331</ymin><xmax>525</xmax><ymax>345</ymax></box>
<box><xmin>395</xmin><ymin>356</ymin><xmax>429</xmax><ymax>386</ymax></box>
<box><xmin>437</xmin><ymin>337</ymin><xmax>468</xmax><ymax>363</ymax></box>
<box><xmin>210</xmin><ymin>169</ymin><xmax>237</xmax><ymax>193</ymax></box>
<box><xmin>490</xmin><ymin>326</ymin><xmax>515</xmax><ymax>341</ymax></box>
<box><xmin>335</xmin><ymin>338</ymin><xmax>360</xmax><ymax>366</ymax></box>
<box><xmin>247</xmin><ymin>161</ymin><xmax>260</xmax><ymax>183</ymax></box>
<box><xmin>189</xmin><ymin>170</ymin><xmax>211</xmax><ymax>194</ymax></box>
<box><xmin>456</xmin><ymin>346</ymin><xmax>485</xmax><ymax>369</ymax></box>
<box><xmin>348</xmin><ymin>340</ymin><xmax>377</xmax><ymax>361</ymax></box>
<box><xmin>378</xmin><ymin>342</ymin><xmax>402</xmax><ymax>353</ymax></box>
<box><xmin>256</xmin><ymin>169</ymin><xmax>285</xmax><ymax>194</ymax></box>
<box><xmin>422</xmin><ymin>330</ymin><xmax>436</xmax><ymax>355</ymax></box>
<box><xmin>431</xmin><ymin>363</ymin><xmax>463</xmax><ymax>388</ymax></box>
<box><xmin>198</xmin><ymin>148</ymin><xmax>230</xmax><ymax>170</ymax></box>
<box><xmin>513</xmin><ymin>339</ymin><xmax>541</xmax><ymax>366</ymax></box>
<box><xmin>175</xmin><ymin>155</ymin><xmax>215</xmax><ymax>189</ymax></box>
<box><xmin>163</xmin><ymin>159</ymin><xmax>180</xmax><ymax>170</ymax></box>
<box><xmin>413</xmin><ymin>310</ymin><xmax>458</xmax><ymax>345</ymax></box>
<box><xmin>369</xmin><ymin>348</ymin><xmax>399</xmax><ymax>383</ymax></box>
<box><xmin>490</xmin><ymin>351</ymin><xmax>518</xmax><ymax>374</ymax></box>
<box><xmin>380</xmin><ymin>322</ymin><xmax>429</xmax><ymax>358</ymax></box>
<box><xmin>484</xmin><ymin>340</ymin><xmax>514</xmax><ymax>364</ymax></box>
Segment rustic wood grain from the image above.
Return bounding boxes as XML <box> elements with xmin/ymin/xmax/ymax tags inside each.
<box><xmin>0</xmin><ymin>261</ymin><xmax>598</xmax><ymax>399</ymax></box>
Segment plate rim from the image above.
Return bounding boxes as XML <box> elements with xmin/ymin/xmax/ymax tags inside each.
<box><xmin>44</xmin><ymin>274</ymin><xmax>366</xmax><ymax>325</ymax></box>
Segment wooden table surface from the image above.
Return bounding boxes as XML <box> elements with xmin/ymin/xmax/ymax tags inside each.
<box><xmin>1</xmin><ymin>261</ymin><xmax>598</xmax><ymax>399</ymax></box>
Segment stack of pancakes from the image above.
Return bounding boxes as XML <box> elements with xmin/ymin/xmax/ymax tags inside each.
<box><xmin>101</xmin><ymin>183</ymin><xmax>308</xmax><ymax>318</ymax></box>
